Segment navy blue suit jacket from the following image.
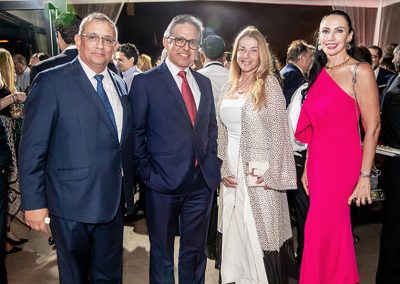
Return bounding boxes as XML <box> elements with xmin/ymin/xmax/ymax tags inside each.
<box><xmin>377</xmin><ymin>67</ymin><xmax>396</xmax><ymax>98</ymax></box>
<box><xmin>130</xmin><ymin>62</ymin><xmax>221</xmax><ymax>194</ymax></box>
<box><xmin>280</xmin><ymin>63</ymin><xmax>306</xmax><ymax>108</ymax></box>
<box><xmin>19</xmin><ymin>58</ymin><xmax>134</xmax><ymax>223</ymax></box>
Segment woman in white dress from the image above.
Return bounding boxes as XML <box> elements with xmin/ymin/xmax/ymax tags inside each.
<box><xmin>217</xmin><ymin>26</ymin><xmax>297</xmax><ymax>284</ymax></box>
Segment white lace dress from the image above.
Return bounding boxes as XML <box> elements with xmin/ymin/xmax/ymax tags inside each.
<box><xmin>219</xmin><ymin>98</ymin><xmax>268</xmax><ymax>284</ymax></box>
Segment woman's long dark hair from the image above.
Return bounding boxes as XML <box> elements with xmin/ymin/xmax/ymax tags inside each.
<box><xmin>304</xmin><ymin>10</ymin><xmax>356</xmax><ymax>99</ymax></box>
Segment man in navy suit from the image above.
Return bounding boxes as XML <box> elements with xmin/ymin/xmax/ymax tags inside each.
<box><xmin>369</xmin><ymin>45</ymin><xmax>396</xmax><ymax>99</ymax></box>
<box><xmin>280</xmin><ymin>40</ymin><xmax>314</xmax><ymax>108</ymax></box>
<box><xmin>130</xmin><ymin>14</ymin><xmax>221</xmax><ymax>284</ymax></box>
<box><xmin>19</xmin><ymin>13</ymin><xmax>134</xmax><ymax>283</ymax></box>
<box><xmin>30</xmin><ymin>12</ymin><xmax>82</xmax><ymax>84</ymax></box>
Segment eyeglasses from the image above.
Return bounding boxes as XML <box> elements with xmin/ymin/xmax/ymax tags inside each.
<box><xmin>80</xmin><ymin>33</ymin><xmax>116</xmax><ymax>47</ymax></box>
<box><xmin>168</xmin><ymin>36</ymin><xmax>199</xmax><ymax>50</ymax></box>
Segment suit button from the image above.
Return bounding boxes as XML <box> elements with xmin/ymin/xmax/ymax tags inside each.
<box><xmin>119</xmin><ymin>147</ymin><xmax>123</xmax><ymax>152</ymax></box>
<box><xmin>116</xmin><ymin>169</ymin><xmax>122</xmax><ymax>175</ymax></box>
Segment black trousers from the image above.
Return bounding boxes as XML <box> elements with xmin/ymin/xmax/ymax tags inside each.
<box><xmin>287</xmin><ymin>151</ymin><xmax>309</xmax><ymax>262</ymax></box>
<box><xmin>376</xmin><ymin>157</ymin><xmax>400</xmax><ymax>283</ymax></box>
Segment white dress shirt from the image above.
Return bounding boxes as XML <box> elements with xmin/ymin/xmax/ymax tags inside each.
<box><xmin>198</xmin><ymin>61</ymin><xmax>229</xmax><ymax>104</ymax></box>
<box><xmin>165</xmin><ymin>58</ymin><xmax>201</xmax><ymax>109</ymax></box>
<box><xmin>122</xmin><ymin>65</ymin><xmax>142</xmax><ymax>92</ymax></box>
<box><xmin>78</xmin><ymin>56</ymin><xmax>123</xmax><ymax>142</ymax></box>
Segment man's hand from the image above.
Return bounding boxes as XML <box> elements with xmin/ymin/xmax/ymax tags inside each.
<box><xmin>25</xmin><ymin>208</ymin><xmax>49</xmax><ymax>233</ymax></box>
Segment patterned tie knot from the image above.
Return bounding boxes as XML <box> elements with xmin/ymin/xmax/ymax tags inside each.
<box><xmin>94</xmin><ymin>74</ymin><xmax>104</xmax><ymax>83</ymax></box>
<box><xmin>178</xmin><ymin>70</ymin><xmax>187</xmax><ymax>80</ymax></box>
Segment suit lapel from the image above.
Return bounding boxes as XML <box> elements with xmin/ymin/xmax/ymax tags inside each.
<box><xmin>158</xmin><ymin>63</ymin><xmax>194</xmax><ymax>128</ymax></box>
<box><xmin>191</xmin><ymin>70</ymin><xmax>207</xmax><ymax>130</ymax></box>
<box><xmin>72</xmin><ymin>59</ymin><xmax>118</xmax><ymax>140</ymax></box>
<box><xmin>109</xmin><ymin>70</ymin><xmax>129</xmax><ymax>144</ymax></box>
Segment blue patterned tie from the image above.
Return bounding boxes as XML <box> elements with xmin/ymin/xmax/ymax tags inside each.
<box><xmin>94</xmin><ymin>74</ymin><xmax>117</xmax><ymax>132</ymax></box>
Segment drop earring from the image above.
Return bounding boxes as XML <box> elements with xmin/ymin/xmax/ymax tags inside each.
<box><xmin>346</xmin><ymin>42</ymin><xmax>351</xmax><ymax>50</ymax></box>
<box><xmin>317</xmin><ymin>44</ymin><xmax>322</xmax><ymax>51</ymax></box>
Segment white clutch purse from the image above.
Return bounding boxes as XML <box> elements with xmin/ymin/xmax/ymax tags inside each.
<box><xmin>246</xmin><ymin>161</ymin><xmax>269</xmax><ymax>187</ymax></box>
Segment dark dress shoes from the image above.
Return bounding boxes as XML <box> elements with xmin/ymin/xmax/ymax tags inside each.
<box><xmin>6</xmin><ymin>237</ymin><xmax>29</xmax><ymax>246</ymax></box>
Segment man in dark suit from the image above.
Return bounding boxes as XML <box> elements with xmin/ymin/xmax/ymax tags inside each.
<box><xmin>30</xmin><ymin>12</ymin><xmax>82</xmax><ymax>84</ymax></box>
<box><xmin>369</xmin><ymin>45</ymin><xmax>396</xmax><ymax>99</ymax></box>
<box><xmin>0</xmin><ymin>119</ymin><xmax>11</xmax><ymax>284</ymax></box>
<box><xmin>130</xmin><ymin>14</ymin><xmax>221</xmax><ymax>284</ymax></box>
<box><xmin>280</xmin><ymin>39</ymin><xmax>314</xmax><ymax>107</ymax></box>
<box><xmin>376</xmin><ymin>45</ymin><xmax>400</xmax><ymax>284</ymax></box>
<box><xmin>19</xmin><ymin>13</ymin><xmax>134</xmax><ymax>283</ymax></box>
<box><xmin>280</xmin><ymin>39</ymin><xmax>314</xmax><ymax>265</ymax></box>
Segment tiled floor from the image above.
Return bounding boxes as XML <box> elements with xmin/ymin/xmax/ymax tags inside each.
<box><xmin>6</xmin><ymin>213</ymin><xmax>381</xmax><ymax>283</ymax></box>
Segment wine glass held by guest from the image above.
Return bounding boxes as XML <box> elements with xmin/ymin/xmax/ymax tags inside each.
<box><xmin>295</xmin><ymin>10</ymin><xmax>380</xmax><ymax>284</ymax></box>
<box><xmin>217</xmin><ymin>26</ymin><xmax>297</xmax><ymax>284</ymax></box>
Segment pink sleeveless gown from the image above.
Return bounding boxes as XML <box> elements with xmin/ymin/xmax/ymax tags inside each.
<box><xmin>295</xmin><ymin>68</ymin><xmax>361</xmax><ymax>284</ymax></box>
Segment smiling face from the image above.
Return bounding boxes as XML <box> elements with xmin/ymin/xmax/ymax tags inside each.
<box><xmin>319</xmin><ymin>14</ymin><xmax>353</xmax><ymax>57</ymax></box>
<box><xmin>75</xmin><ymin>19</ymin><xmax>117</xmax><ymax>73</ymax></box>
<box><xmin>236</xmin><ymin>36</ymin><xmax>260</xmax><ymax>74</ymax></box>
<box><xmin>163</xmin><ymin>23</ymin><xmax>200</xmax><ymax>70</ymax></box>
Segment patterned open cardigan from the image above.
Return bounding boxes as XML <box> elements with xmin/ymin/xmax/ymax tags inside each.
<box><xmin>217</xmin><ymin>74</ymin><xmax>297</xmax><ymax>252</ymax></box>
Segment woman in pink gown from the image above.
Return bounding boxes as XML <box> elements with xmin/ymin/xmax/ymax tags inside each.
<box><xmin>295</xmin><ymin>10</ymin><xmax>380</xmax><ymax>284</ymax></box>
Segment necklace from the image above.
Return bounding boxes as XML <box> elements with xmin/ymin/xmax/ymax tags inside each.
<box><xmin>326</xmin><ymin>56</ymin><xmax>350</xmax><ymax>70</ymax></box>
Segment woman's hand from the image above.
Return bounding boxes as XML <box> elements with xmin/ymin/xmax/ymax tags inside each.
<box><xmin>14</xmin><ymin>92</ymin><xmax>27</xmax><ymax>103</ymax></box>
<box><xmin>222</xmin><ymin>176</ymin><xmax>237</xmax><ymax>188</ymax></box>
<box><xmin>301</xmin><ymin>169</ymin><xmax>309</xmax><ymax>196</ymax></box>
<box><xmin>348</xmin><ymin>176</ymin><xmax>372</xmax><ymax>206</ymax></box>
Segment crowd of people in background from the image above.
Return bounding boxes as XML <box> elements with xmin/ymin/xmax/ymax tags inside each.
<box><xmin>0</xmin><ymin>7</ymin><xmax>399</xmax><ymax>284</ymax></box>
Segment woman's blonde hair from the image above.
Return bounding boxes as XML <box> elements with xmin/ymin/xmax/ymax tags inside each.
<box><xmin>137</xmin><ymin>54</ymin><xmax>153</xmax><ymax>72</ymax></box>
<box><xmin>0</xmin><ymin>48</ymin><xmax>17</xmax><ymax>93</ymax></box>
<box><xmin>229</xmin><ymin>26</ymin><xmax>273</xmax><ymax>109</ymax></box>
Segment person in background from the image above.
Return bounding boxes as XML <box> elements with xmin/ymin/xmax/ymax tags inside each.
<box><xmin>12</xmin><ymin>54</ymin><xmax>30</xmax><ymax>92</ymax></box>
<box><xmin>0</xmin><ymin>113</ymin><xmax>11</xmax><ymax>283</ymax></box>
<box><xmin>223</xmin><ymin>51</ymin><xmax>231</xmax><ymax>69</ymax></box>
<box><xmin>137</xmin><ymin>53</ymin><xmax>153</xmax><ymax>72</ymax></box>
<box><xmin>197</xmin><ymin>34</ymin><xmax>229</xmax><ymax>261</ymax></box>
<box><xmin>28</xmin><ymin>53</ymin><xmax>50</xmax><ymax>67</ymax></box>
<box><xmin>376</xmin><ymin>44</ymin><xmax>400</xmax><ymax>284</ymax></box>
<box><xmin>295</xmin><ymin>10</ymin><xmax>380</xmax><ymax>284</ymax></box>
<box><xmin>217</xmin><ymin>26</ymin><xmax>297</xmax><ymax>284</ymax></box>
<box><xmin>30</xmin><ymin>12</ymin><xmax>82</xmax><ymax>84</ymax></box>
<box><xmin>198</xmin><ymin>34</ymin><xmax>229</xmax><ymax>102</ymax></box>
<box><xmin>368</xmin><ymin>45</ymin><xmax>396</xmax><ymax>98</ymax></box>
<box><xmin>115</xmin><ymin>43</ymin><xmax>141</xmax><ymax>91</ymax></box>
<box><xmin>281</xmin><ymin>39</ymin><xmax>315</xmax><ymax>266</ymax></box>
<box><xmin>130</xmin><ymin>14</ymin><xmax>221</xmax><ymax>283</ymax></box>
<box><xmin>280</xmin><ymin>40</ymin><xmax>315</xmax><ymax>107</ymax></box>
<box><xmin>0</xmin><ymin>49</ymin><xmax>27</xmax><ymax>255</ymax></box>
<box><xmin>19</xmin><ymin>13</ymin><xmax>134</xmax><ymax>283</ymax></box>
<box><xmin>381</xmin><ymin>43</ymin><xmax>398</xmax><ymax>73</ymax></box>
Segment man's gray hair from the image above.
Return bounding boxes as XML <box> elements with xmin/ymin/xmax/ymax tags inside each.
<box><xmin>79</xmin><ymin>12</ymin><xmax>118</xmax><ymax>41</ymax></box>
<box><xmin>163</xmin><ymin>14</ymin><xmax>203</xmax><ymax>42</ymax></box>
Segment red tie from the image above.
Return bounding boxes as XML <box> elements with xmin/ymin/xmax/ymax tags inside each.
<box><xmin>178</xmin><ymin>71</ymin><xmax>197</xmax><ymax>126</ymax></box>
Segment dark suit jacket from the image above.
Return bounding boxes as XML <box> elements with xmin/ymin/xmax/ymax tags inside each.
<box><xmin>377</xmin><ymin>67</ymin><xmax>396</xmax><ymax>98</ymax></box>
<box><xmin>280</xmin><ymin>63</ymin><xmax>306</xmax><ymax>108</ymax></box>
<box><xmin>30</xmin><ymin>48</ymin><xmax>79</xmax><ymax>84</ymax></box>
<box><xmin>382</xmin><ymin>75</ymin><xmax>400</xmax><ymax>149</ymax></box>
<box><xmin>19</xmin><ymin>58</ymin><xmax>134</xmax><ymax>223</ymax></box>
<box><xmin>30</xmin><ymin>48</ymin><xmax>120</xmax><ymax>84</ymax></box>
<box><xmin>130</xmin><ymin>62</ymin><xmax>221</xmax><ymax>194</ymax></box>
<box><xmin>0</xmin><ymin>119</ymin><xmax>11</xmax><ymax>173</ymax></box>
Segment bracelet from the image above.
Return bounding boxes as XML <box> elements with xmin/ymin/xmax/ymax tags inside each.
<box><xmin>360</xmin><ymin>171</ymin><xmax>372</xmax><ymax>178</ymax></box>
